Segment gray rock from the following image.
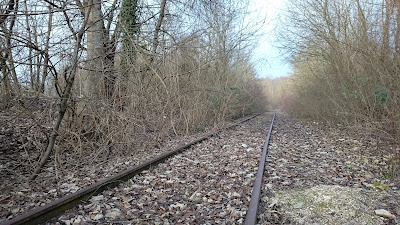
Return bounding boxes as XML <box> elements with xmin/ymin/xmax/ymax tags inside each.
<box><xmin>293</xmin><ymin>202</ymin><xmax>304</xmax><ymax>209</ymax></box>
<box><xmin>93</xmin><ymin>213</ymin><xmax>104</xmax><ymax>220</ymax></box>
<box><xmin>374</xmin><ymin>209</ymin><xmax>396</xmax><ymax>219</ymax></box>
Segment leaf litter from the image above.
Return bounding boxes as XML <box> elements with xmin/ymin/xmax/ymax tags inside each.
<box><xmin>4</xmin><ymin>112</ymin><xmax>399</xmax><ymax>224</ymax></box>
<box><xmin>54</xmin><ymin>114</ymin><xmax>274</xmax><ymax>224</ymax></box>
<box><xmin>0</xmin><ymin>130</ymin><xmax>218</xmax><ymax>223</ymax></box>
<box><xmin>258</xmin><ymin>115</ymin><xmax>400</xmax><ymax>225</ymax></box>
<box><xmin>0</xmin><ymin>109</ymin><xmax>267</xmax><ymax>223</ymax></box>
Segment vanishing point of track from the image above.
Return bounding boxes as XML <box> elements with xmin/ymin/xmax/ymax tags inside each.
<box><xmin>3</xmin><ymin>113</ymin><xmax>276</xmax><ymax>225</ymax></box>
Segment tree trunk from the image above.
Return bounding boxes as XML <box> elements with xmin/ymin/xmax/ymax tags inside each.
<box><xmin>395</xmin><ymin>2</ymin><xmax>400</xmax><ymax>61</ymax></box>
<box><xmin>382</xmin><ymin>0</ymin><xmax>391</xmax><ymax>62</ymax></box>
<box><xmin>30</xmin><ymin>3</ymin><xmax>92</xmax><ymax>180</ymax></box>
<box><xmin>151</xmin><ymin>0</ymin><xmax>167</xmax><ymax>59</ymax></box>
<box><xmin>85</xmin><ymin>0</ymin><xmax>105</xmax><ymax>99</ymax></box>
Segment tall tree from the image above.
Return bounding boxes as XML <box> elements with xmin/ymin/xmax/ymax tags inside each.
<box><xmin>121</xmin><ymin>0</ymin><xmax>140</xmax><ymax>63</ymax></box>
<box><xmin>84</xmin><ymin>0</ymin><xmax>119</xmax><ymax>102</ymax></box>
<box><xmin>0</xmin><ymin>0</ymin><xmax>21</xmax><ymax>107</ymax></box>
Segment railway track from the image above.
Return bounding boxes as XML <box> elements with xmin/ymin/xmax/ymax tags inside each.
<box><xmin>244</xmin><ymin>113</ymin><xmax>275</xmax><ymax>225</ymax></box>
<box><xmin>2</xmin><ymin>113</ymin><xmax>276</xmax><ymax>225</ymax></box>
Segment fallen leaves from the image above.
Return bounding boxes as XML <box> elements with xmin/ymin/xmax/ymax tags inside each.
<box><xmin>54</xmin><ymin>115</ymin><xmax>274</xmax><ymax>224</ymax></box>
<box><xmin>1</xmin><ymin>119</ymin><xmax>236</xmax><ymax>222</ymax></box>
<box><xmin>258</xmin><ymin>115</ymin><xmax>400</xmax><ymax>225</ymax></box>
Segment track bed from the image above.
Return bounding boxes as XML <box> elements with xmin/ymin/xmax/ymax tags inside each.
<box><xmin>53</xmin><ymin>115</ymin><xmax>273</xmax><ymax>224</ymax></box>
<box><xmin>258</xmin><ymin>115</ymin><xmax>400</xmax><ymax>225</ymax></box>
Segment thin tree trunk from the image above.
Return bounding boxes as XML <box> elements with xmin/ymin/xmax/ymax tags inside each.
<box><xmin>1</xmin><ymin>59</ymin><xmax>11</xmax><ymax>107</ymax></box>
<box><xmin>382</xmin><ymin>0</ymin><xmax>391</xmax><ymax>62</ymax></box>
<box><xmin>395</xmin><ymin>2</ymin><xmax>400</xmax><ymax>61</ymax></box>
<box><xmin>1</xmin><ymin>0</ymin><xmax>21</xmax><ymax>101</ymax></box>
<box><xmin>40</xmin><ymin>5</ymin><xmax>53</xmax><ymax>94</ymax></box>
<box><xmin>24</xmin><ymin>0</ymin><xmax>34</xmax><ymax>90</ymax></box>
<box><xmin>30</xmin><ymin>2</ymin><xmax>92</xmax><ymax>180</ymax></box>
<box><xmin>0</xmin><ymin>0</ymin><xmax>16</xmax><ymax>105</ymax></box>
<box><xmin>151</xmin><ymin>0</ymin><xmax>166</xmax><ymax>59</ymax></box>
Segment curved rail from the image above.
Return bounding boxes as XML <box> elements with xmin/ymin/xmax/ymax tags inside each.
<box><xmin>244</xmin><ymin>113</ymin><xmax>276</xmax><ymax>225</ymax></box>
<box><xmin>2</xmin><ymin>114</ymin><xmax>259</xmax><ymax>225</ymax></box>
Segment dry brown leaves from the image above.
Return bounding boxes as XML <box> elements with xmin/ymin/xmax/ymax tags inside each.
<box><xmin>5</xmin><ymin>112</ymin><xmax>398</xmax><ymax>225</ymax></box>
<box><xmin>0</xmin><ymin>107</ymin><xmax>245</xmax><ymax>223</ymax></box>
<box><xmin>258</xmin><ymin>115</ymin><xmax>400</xmax><ymax>225</ymax></box>
<box><xmin>55</xmin><ymin>115</ymin><xmax>273</xmax><ymax>224</ymax></box>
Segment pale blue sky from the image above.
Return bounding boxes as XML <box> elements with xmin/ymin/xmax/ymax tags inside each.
<box><xmin>250</xmin><ymin>0</ymin><xmax>292</xmax><ymax>79</ymax></box>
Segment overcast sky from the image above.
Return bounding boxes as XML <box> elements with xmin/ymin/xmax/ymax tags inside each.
<box><xmin>250</xmin><ymin>0</ymin><xmax>292</xmax><ymax>79</ymax></box>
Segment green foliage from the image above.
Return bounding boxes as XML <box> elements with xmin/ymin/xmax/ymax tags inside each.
<box><xmin>346</xmin><ymin>164</ymin><xmax>353</xmax><ymax>169</ymax></box>
<box><xmin>374</xmin><ymin>87</ymin><xmax>388</xmax><ymax>106</ymax></box>
<box><xmin>372</xmin><ymin>182</ymin><xmax>389</xmax><ymax>191</ymax></box>
<box><xmin>121</xmin><ymin>0</ymin><xmax>139</xmax><ymax>35</ymax></box>
<box><xmin>121</xmin><ymin>0</ymin><xmax>140</xmax><ymax>60</ymax></box>
<box><xmin>342</xmin><ymin>85</ymin><xmax>351</xmax><ymax>98</ymax></box>
<box><xmin>207</xmin><ymin>95</ymin><xmax>221</xmax><ymax>109</ymax></box>
<box><xmin>229</xmin><ymin>86</ymin><xmax>242</xmax><ymax>101</ymax></box>
<box><xmin>245</xmin><ymin>102</ymin><xmax>255</xmax><ymax>112</ymax></box>
<box><xmin>351</xmin><ymin>76</ymin><xmax>369</xmax><ymax>84</ymax></box>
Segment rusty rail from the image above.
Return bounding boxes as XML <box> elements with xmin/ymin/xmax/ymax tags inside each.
<box><xmin>2</xmin><ymin>114</ymin><xmax>259</xmax><ymax>225</ymax></box>
<box><xmin>244</xmin><ymin>113</ymin><xmax>276</xmax><ymax>225</ymax></box>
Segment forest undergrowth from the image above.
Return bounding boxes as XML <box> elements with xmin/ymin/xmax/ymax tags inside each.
<box><xmin>0</xmin><ymin>0</ymin><xmax>267</xmax><ymax>181</ymax></box>
<box><xmin>263</xmin><ymin>0</ymin><xmax>400</xmax><ymax>180</ymax></box>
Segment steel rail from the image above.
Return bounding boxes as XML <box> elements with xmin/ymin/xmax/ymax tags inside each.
<box><xmin>244</xmin><ymin>113</ymin><xmax>276</xmax><ymax>225</ymax></box>
<box><xmin>2</xmin><ymin>114</ymin><xmax>259</xmax><ymax>225</ymax></box>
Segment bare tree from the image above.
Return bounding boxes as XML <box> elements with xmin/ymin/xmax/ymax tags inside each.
<box><xmin>30</xmin><ymin>0</ymin><xmax>93</xmax><ymax>180</ymax></box>
<box><xmin>279</xmin><ymin>0</ymin><xmax>400</xmax><ymax>177</ymax></box>
<box><xmin>0</xmin><ymin>0</ymin><xmax>21</xmax><ymax>106</ymax></box>
<box><xmin>0</xmin><ymin>0</ymin><xmax>266</xmax><ymax>180</ymax></box>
